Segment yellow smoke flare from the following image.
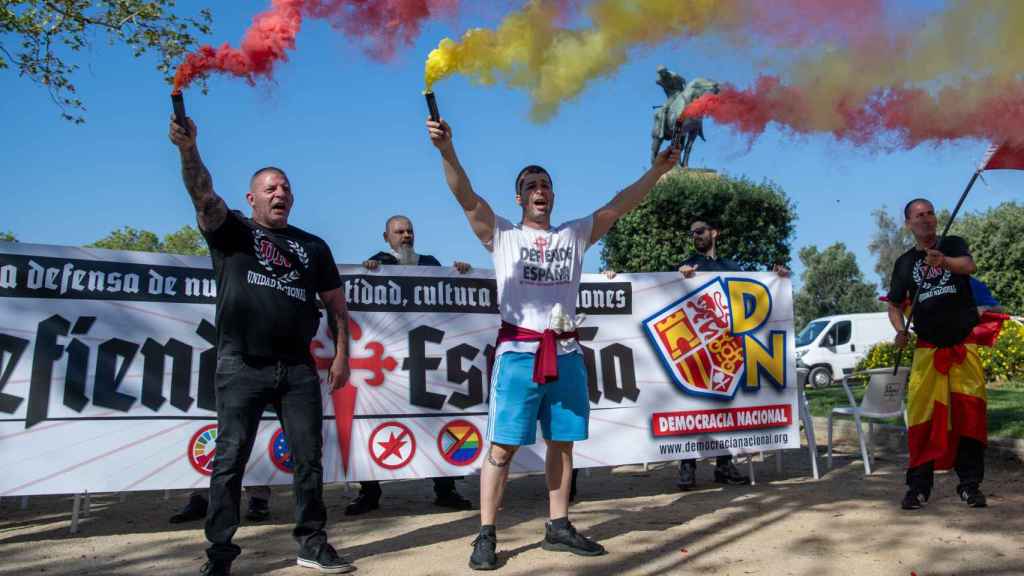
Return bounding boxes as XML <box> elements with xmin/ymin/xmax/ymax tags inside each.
<box><xmin>424</xmin><ymin>0</ymin><xmax>734</xmax><ymax>121</ymax></box>
<box><xmin>783</xmin><ymin>0</ymin><xmax>1024</xmax><ymax>133</ymax></box>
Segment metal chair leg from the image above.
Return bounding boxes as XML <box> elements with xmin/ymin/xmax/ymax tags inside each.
<box><xmin>827</xmin><ymin>413</ymin><xmax>835</xmax><ymax>469</ymax></box>
<box><xmin>70</xmin><ymin>494</ymin><xmax>82</xmax><ymax>535</ymax></box>
<box><xmin>854</xmin><ymin>415</ymin><xmax>871</xmax><ymax>475</ymax></box>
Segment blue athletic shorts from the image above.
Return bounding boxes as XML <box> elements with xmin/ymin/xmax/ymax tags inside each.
<box><xmin>487</xmin><ymin>351</ymin><xmax>590</xmax><ymax>446</ymax></box>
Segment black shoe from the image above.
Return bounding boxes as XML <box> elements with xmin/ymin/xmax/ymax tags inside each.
<box><xmin>468</xmin><ymin>528</ymin><xmax>498</xmax><ymax>571</ymax></box>
<box><xmin>244</xmin><ymin>497</ymin><xmax>270</xmax><ymax>522</ymax></box>
<box><xmin>297</xmin><ymin>542</ymin><xmax>355</xmax><ymax>574</ymax></box>
<box><xmin>542</xmin><ymin>521</ymin><xmax>606</xmax><ymax>557</ymax></box>
<box><xmin>959</xmin><ymin>486</ymin><xmax>987</xmax><ymax>508</ymax></box>
<box><xmin>344</xmin><ymin>493</ymin><xmax>379</xmax><ymax>516</ymax></box>
<box><xmin>714</xmin><ymin>462</ymin><xmax>750</xmax><ymax>486</ymax></box>
<box><xmin>199</xmin><ymin>560</ymin><xmax>231</xmax><ymax>576</ymax></box>
<box><xmin>901</xmin><ymin>489</ymin><xmax>928</xmax><ymax>510</ymax></box>
<box><xmin>170</xmin><ymin>493</ymin><xmax>208</xmax><ymax>524</ymax></box>
<box><xmin>435</xmin><ymin>490</ymin><xmax>473</xmax><ymax>510</ymax></box>
<box><xmin>677</xmin><ymin>461</ymin><xmax>697</xmax><ymax>491</ymax></box>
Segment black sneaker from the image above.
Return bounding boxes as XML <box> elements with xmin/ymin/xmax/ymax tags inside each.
<box><xmin>469</xmin><ymin>529</ymin><xmax>498</xmax><ymax>571</ymax></box>
<box><xmin>435</xmin><ymin>490</ymin><xmax>473</xmax><ymax>510</ymax></box>
<box><xmin>714</xmin><ymin>462</ymin><xmax>750</xmax><ymax>486</ymax></box>
<box><xmin>199</xmin><ymin>560</ymin><xmax>231</xmax><ymax>576</ymax></box>
<box><xmin>901</xmin><ymin>489</ymin><xmax>928</xmax><ymax>510</ymax></box>
<box><xmin>170</xmin><ymin>492</ymin><xmax>208</xmax><ymax>524</ymax></box>
<box><xmin>344</xmin><ymin>493</ymin><xmax>379</xmax><ymax>516</ymax></box>
<box><xmin>677</xmin><ymin>460</ymin><xmax>697</xmax><ymax>491</ymax></box>
<box><xmin>296</xmin><ymin>543</ymin><xmax>355</xmax><ymax>574</ymax></box>
<box><xmin>542</xmin><ymin>521</ymin><xmax>606</xmax><ymax>557</ymax></box>
<box><xmin>245</xmin><ymin>497</ymin><xmax>270</xmax><ymax>522</ymax></box>
<box><xmin>959</xmin><ymin>486</ymin><xmax>987</xmax><ymax>508</ymax></box>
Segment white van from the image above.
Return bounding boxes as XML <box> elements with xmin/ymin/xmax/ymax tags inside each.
<box><xmin>795</xmin><ymin>312</ymin><xmax>893</xmax><ymax>387</ymax></box>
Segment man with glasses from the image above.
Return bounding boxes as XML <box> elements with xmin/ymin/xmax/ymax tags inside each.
<box><xmin>676</xmin><ymin>218</ymin><xmax>789</xmax><ymax>490</ymax></box>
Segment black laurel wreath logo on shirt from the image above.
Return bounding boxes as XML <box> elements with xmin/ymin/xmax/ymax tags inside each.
<box><xmin>252</xmin><ymin>229</ymin><xmax>301</xmax><ymax>284</ymax></box>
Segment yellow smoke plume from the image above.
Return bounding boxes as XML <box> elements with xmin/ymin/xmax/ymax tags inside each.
<box><xmin>424</xmin><ymin>0</ymin><xmax>733</xmax><ymax>121</ymax></box>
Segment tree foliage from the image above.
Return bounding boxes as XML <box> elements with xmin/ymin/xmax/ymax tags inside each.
<box><xmin>88</xmin><ymin>225</ymin><xmax>208</xmax><ymax>255</ymax></box>
<box><xmin>793</xmin><ymin>242</ymin><xmax>881</xmax><ymax>329</ymax></box>
<box><xmin>0</xmin><ymin>231</ymin><xmax>16</xmax><ymax>242</ymax></box>
<box><xmin>951</xmin><ymin>202</ymin><xmax>1024</xmax><ymax>314</ymax></box>
<box><xmin>1</xmin><ymin>1</ymin><xmax>211</xmax><ymax>123</ymax></box>
<box><xmin>867</xmin><ymin>205</ymin><xmax>912</xmax><ymax>291</ymax></box>
<box><xmin>600</xmin><ymin>171</ymin><xmax>796</xmax><ymax>273</ymax></box>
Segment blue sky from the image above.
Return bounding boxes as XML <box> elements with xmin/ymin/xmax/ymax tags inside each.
<box><xmin>4</xmin><ymin>1</ymin><xmax>1021</xmax><ymax>293</ymax></box>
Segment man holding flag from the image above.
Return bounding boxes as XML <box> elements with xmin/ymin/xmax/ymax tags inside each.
<box><xmin>426</xmin><ymin>115</ymin><xmax>680</xmax><ymax>570</ymax></box>
<box><xmin>887</xmin><ymin>142</ymin><xmax>1021</xmax><ymax>511</ymax></box>
<box><xmin>889</xmin><ymin>198</ymin><xmax>991</xmax><ymax>510</ymax></box>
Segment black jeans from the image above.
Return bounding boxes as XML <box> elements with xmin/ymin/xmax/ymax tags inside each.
<box><xmin>357</xmin><ymin>477</ymin><xmax>456</xmax><ymax>499</ymax></box>
<box><xmin>906</xmin><ymin>437</ymin><xmax>985</xmax><ymax>498</ymax></box>
<box><xmin>205</xmin><ymin>354</ymin><xmax>328</xmax><ymax>562</ymax></box>
<box><xmin>679</xmin><ymin>454</ymin><xmax>733</xmax><ymax>473</ymax></box>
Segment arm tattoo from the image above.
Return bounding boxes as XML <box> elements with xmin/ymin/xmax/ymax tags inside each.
<box><xmin>180</xmin><ymin>146</ymin><xmax>225</xmax><ymax>230</ymax></box>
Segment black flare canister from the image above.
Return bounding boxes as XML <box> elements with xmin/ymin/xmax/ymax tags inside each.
<box><xmin>424</xmin><ymin>91</ymin><xmax>440</xmax><ymax>123</ymax></box>
<box><xmin>171</xmin><ymin>91</ymin><xmax>189</xmax><ymax>134</ymax></box>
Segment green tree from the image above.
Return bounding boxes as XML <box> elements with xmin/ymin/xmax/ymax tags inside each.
<box><xmin>0</xmin><ymin>231</ymin><xmax>16</xmax><ymax>242</ymax></box>
<box><xmin>1</xmin><ymin>1</ymin><xmax>211</xmax><ymax>123</ymax></box>
<box><xmin>867</xmin><ymin>205</ymin><xmax>912</xmax><ymax>291</ymax></box>
<box><xmin>794</xmin><ymin>242</ymin><xmax>881</xmax><ymax>329</ymax></box>
<box><xmin>951</xmin><ymin>202</ymin><xmax>1024</xmax><ymax>314</ymax></box>
<box><xmin>88</xmin><ymin>225</ymin><xmax>207</xmax><ymax>255</ymax></box>
<box><xmin>601</xmin><ymin>171</ymin><xmax>795</xmax><ymax>273</ymax></box>
<box><xmin>161</xmin><ymin>225</ymin><xmax>208</xmax><ymax>256</ymax></box>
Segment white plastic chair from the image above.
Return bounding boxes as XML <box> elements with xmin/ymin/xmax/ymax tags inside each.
<box><xmin>827</xmin><ymin>367</ymin><xmax>909</xmax><ymax>474</ymax></box>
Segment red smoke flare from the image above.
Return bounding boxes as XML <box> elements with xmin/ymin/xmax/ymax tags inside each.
<box><xmin>684</xmin><ymin>76</ymin><xmax>1024</xmax><ymax>149</ymax></box>
<box><xmin>173</xmin><ymin>0</ymin><xmax>457</xmax><ymax>92</ymax></box>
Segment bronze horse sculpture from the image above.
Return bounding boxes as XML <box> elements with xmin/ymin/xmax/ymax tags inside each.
<box><xmin>651</xmin><ymin>66</ymin><xmax>719</xmax><ymax>169</ymax></box>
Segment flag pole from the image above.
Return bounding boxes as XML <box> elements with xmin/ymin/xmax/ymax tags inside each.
<box><xmin>892</xmin><ymin>167</ymin><xmax>983</xmax><ymax>375</ymax></box>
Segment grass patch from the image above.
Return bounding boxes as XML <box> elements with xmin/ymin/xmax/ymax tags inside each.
<box><xmin>805</xmin><ymin>380</ymin><xmax>1024</xmax><ymax>440</ymax></box>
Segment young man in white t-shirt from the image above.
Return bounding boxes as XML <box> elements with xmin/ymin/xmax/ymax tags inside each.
<box><xmin>427</xmin><ymin>117</ymin><xmax>680</xmax><ymax>571</ymax></box>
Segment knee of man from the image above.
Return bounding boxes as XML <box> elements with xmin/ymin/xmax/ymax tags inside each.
<box><xmin>488</xmin><ymin>443</ymin><xmax>517</xmax><ymax>466</ymax></box>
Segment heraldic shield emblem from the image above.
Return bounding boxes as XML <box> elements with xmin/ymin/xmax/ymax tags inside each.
<box><xmin>643</xmin><ymin>278</ymin><xmax>746</xmax><ymax>400</ymax></box>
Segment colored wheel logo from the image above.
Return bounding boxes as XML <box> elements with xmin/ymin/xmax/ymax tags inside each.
<box><xmin>268</xmin><ymin>427</ymin><xmax>294</xmax><ymax>474</ymax></box>
<box><xmin>437</xmin><ymin>420</ymin><xmax>482</xmax><ymax>466</ymax></box>
<box><xmin>368</xmin><ymin>421</ymin><xmax>416</xmax><ymax>470</ymax></box>
<box><xmin>188</xmin><ymin>424</ymin><xmax>218</xmax><ymax>476</ymax></box>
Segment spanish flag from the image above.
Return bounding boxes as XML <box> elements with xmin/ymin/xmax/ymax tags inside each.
<box><xmin>906</xmin><ymin>312</ymin><xmax>1008</xmax><ymax>470</ymax></box>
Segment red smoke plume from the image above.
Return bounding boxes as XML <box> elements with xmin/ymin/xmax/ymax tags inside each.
<box><xmin>173</xmin><ymin>0</ymin><xmax>457</xmax><ymax>92</ymax></box>
<box><xmin>685</xmin><ymin>76</ymin><xmax>1024</xmax><ymax>148</ymax></box>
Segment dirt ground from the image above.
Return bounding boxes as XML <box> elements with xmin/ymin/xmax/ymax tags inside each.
<box><xmin>2</xmin><ymin>442</ymin><xmax>1022</xmax><ymax>576</ymax></box>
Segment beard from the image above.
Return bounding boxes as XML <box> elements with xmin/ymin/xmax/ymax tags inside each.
<box><xmin>396</xmin><ymin>244</ymin><xmax>418</xmax><ymax>265</ymax></box>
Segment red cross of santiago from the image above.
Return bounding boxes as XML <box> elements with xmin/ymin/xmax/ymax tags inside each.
<box><xmin>534</xmin><ymin>236</ymin><xmax>549</xmax><ymax>263</ymax></box>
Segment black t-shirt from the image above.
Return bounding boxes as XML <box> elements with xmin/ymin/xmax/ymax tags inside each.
<box><xmin>367</xmin><ymin>251</ymin><xmax>441</xmax><ymax>267</ymax></box>
<box><xmin>887</xmin><ymin>236</ymin><xmax>977</xmax><ymax>347</ymax></box>
<box><xmin>677</xmin><ymin>253</ymin><xmax>742</xmax><ymax>272</ymax></box>
<box><xmin>202</xmin><ymin>210</ymin><xmax>342</xmax><ymax>362</ymax></box>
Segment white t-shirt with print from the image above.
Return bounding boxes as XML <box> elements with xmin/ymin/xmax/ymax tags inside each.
<box><xmin>487</xmin><ymin>214</ymin><xmax>593</xmax><ymax>357</ymax></box>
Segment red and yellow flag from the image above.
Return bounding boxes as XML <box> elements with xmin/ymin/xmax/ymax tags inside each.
<box><xmin>906</xmin><ymin>312</ymin><xmax>1008</xmax><ymax>469</ymax></box>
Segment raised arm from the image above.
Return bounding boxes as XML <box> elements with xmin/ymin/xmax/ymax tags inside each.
<box><xmin>427</xmin><ymin>118</ymin><xmax>496</xmax><ymax>246</ymax></box>
<box><xmin>589</xmin><ymin>143</ymin><xmax>680</xmax><ymax>245</ymax></box>
<box><xmin>319</xmin><ymin>287</ymin><xmax>351</xmax><ymax>390</ymax></box>
<box><xmin>168</xmin><ymin>116</ymin><xmax>227</xmax><ymax>232</ymax></box>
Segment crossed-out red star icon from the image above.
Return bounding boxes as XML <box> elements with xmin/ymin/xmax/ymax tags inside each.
<box><xmin>368</xmin><ymin>421</ymin><xmax>416</xmax><ymax>470</ymax></box>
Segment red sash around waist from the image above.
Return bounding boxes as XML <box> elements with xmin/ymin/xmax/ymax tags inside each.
<box><xmin>494</xmin><ymin>321</ymin><xmax>579</xmax><ymax>384</ymax></box>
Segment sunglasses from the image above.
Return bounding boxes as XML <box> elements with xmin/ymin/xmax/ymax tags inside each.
<box><xmin>689</xmin><ymin>227</ymin><xmax>710</xmax><ymax>236</ymax></box>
